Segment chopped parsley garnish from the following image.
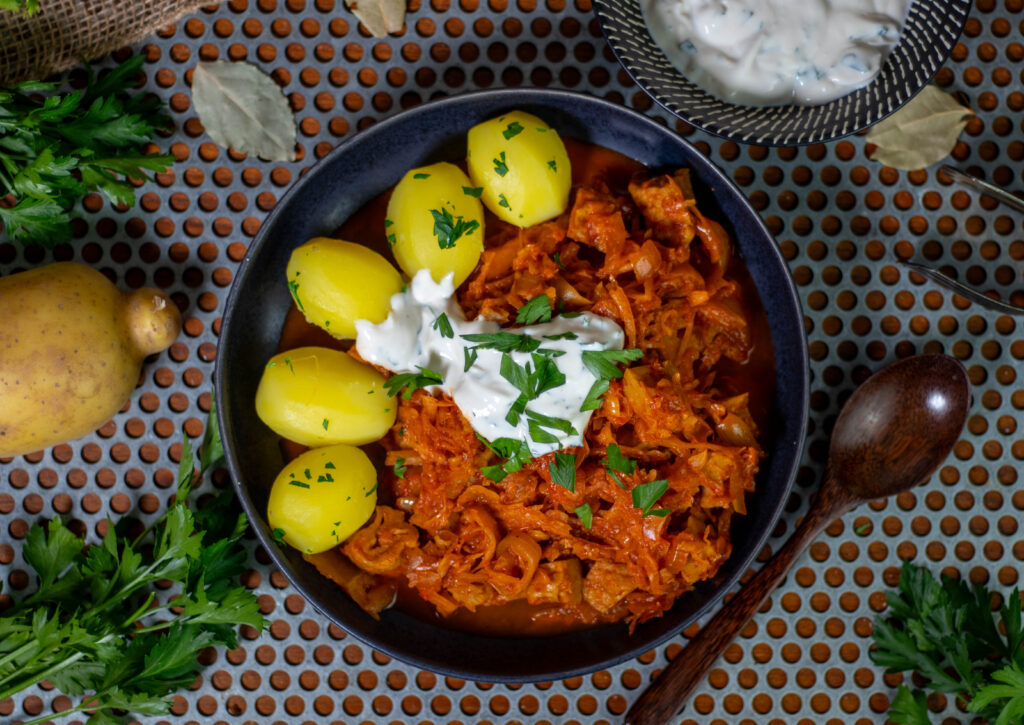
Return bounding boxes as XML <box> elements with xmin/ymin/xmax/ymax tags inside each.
<box><xmin>322</xmin><ymin>419</ymin><xmax>329</xmax><ymax>431</ymax></box>
<box><xmin>632</xmin><ymin>479</ymin><xmax>670</xmax><ymax>517</ymax></box>
<box><xmin>548</xmin><ymin>452</ymin><xmax>576</xmax><ymax>492</ymax></box>
<box><xmin>463</xmin><ymin>347</ymin><xmax>478</xmax><ymax>372</ymax></box>
<box><xmin>516</xmin><ymin>294</ymin><xmax>553</xmax><ymax>325</ymax></box>
<box><xmin>384</xmin><ymin>218</ymin><xmax>393</xmax><ymax>227</ymax></box>
<box><xmin>603</xmin><ymin>443</ymin><xmax>636</xmax><ymax>488</ymax></box>
<box><xmin>462</xmin><ymin>331</ymin><xmax>540</xmax><ymax>353</ymax></box>
<box><xmin>537</xmin><ymin>127</ymin><xmax>549</xmax><ymax>133</ymax></box>
<box><xmin>505</xmin><ymin>393</ymin><xmax>528</xmax><ymax>426</ymax></box>
<box><xmin>316</xmin><ymin>473</ymin><xmax>334</xmax><ymax>483</ymax></box>
<box><xmin>478</xmin><ymin>435</ymin><xmax>533</xmax><ymax>482</ymax></box>
<box><xmin>394</xmin><ymin>457</ymin><xmax>406</xmax><ymax>479</ymax></box>
<box><xmin>493</xmin><ymin>151</ymin><xmax>509</xmax><ymax>177</ymax></box>
<box><xmin>366</xmin><ymin>482</ymin><xmax>378</xmax><ymax>497</ymax></box>
<box><xmin>580</xmin><ymin>378</ymin><xmax>610</xmax><ymax>412</ymax></box>
<box><xmin>432</xmin><ymin>312</ymin><xmax>454</xmax><ymax>338</ymax></box>
<box><xmin>413</xmin><ymin>172</ymin><xmax>431</xmax><ymax>179</ymax></box>
<box><xmin>387</xmin><ymin>233</ymin><xmax>396</xmax><ymax>246</ymax></box>
<box><xmin>503</xmin><ymin>121</ymin><xmax>525</xmax><ymax>139</ymax></box>
<box><xmin>272</xmin><ymin>527</ymin><xmax>287</xmax><ymax>544</ymax></box>
<box><xmin>582</xmin><ymin>348</ymin><xmax>644</xmax><ymax>380</ymax></box>
<box><xmin>288</xmin><ymin>480</ymin><xmax>311</xmax><ymax>489</ymax></box>
<box><xmin>266</xmin><ymin>361</ymin><xmax>277</xmax><ymax>368</ymax></box>
<box><xmin>553</xmin><ymin>252</ymin><xmax>565</xmax><ymax>270</ymax></box>
<box><xmin>528</xmin><ymin>421</ymin><xmax>560</xmax><ymax>444</ymax></box>
<box><xmin>500</xmin><ymin>354</ymin><xmax>531</xmax><ymax>397</ymax></box>
<box><xmin>530</xmin><ymin>353</ymin><xmax>565</xmax><ymax>396</ymax></box>
<box><xmin>525</xmin><ymin>409</ymin><xmax>577</xmax><ymax>437</ymax></box>
<box><xmin>324</xmin><ymin>462</ymin><xmax>336</xmax><ymax>469</ymax></box>
<box><xmin>498</xmin><ymin>194</ymin><xmax>511</xmax><ymax>210</ymax></box>
<box><xmin>575</xmin><ymin>503</ymin><xmax>593</xmax><ymax>530</ymax></box>
<box><xmin>543</xmin><ymin>331</ymin><xmax>577</xmax><ymax>341</ymax></box>
<box><xmin>430</xmin><ymin>208</ymin><xmax>481</xmax><ymax>250</ymax></box>
<box><xmin>548</xmin><ymin>159</ymin><xmax>557</xmax><ymax>172</ymax></box>
<box><xmin>383</xmin><ymin>366</ymin><xmax>444</xmax><ymax>399</ymax></box>
<box><xmin>284</xmin><ymin>358</ymin><xmax>295</xmax><ymax>374</ymax></box>
<box><xmin>462</xmin><ymin>185</ymin><xmax>484</xmax><ymax>197</ymax></box>
<box><xmin>287</xmin><ymin>279</ymin><xmax>304</xmax><ymax>311</ymax></box>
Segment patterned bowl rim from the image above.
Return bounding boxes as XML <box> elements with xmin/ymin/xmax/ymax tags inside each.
<box><xmin>592</xmin><ymin>0</ymin><xmax>971</xmax><ymax>147</ymax></box>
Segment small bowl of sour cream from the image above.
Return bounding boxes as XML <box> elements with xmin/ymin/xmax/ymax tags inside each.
<box><xmin>594</xmin><ymin>0</ymin><xmax>971</xmax><ymax>145</ymax></box>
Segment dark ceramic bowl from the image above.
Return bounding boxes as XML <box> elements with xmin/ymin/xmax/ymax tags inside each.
<box><xmin>593</xmin><ymin>0</ymin><xmax>971</xmax><ymax>146</ymax></box>
<box><xmin>216</xmin><ymin>89</ymin><xmax>809</xmax><ymax>682</ymax></box>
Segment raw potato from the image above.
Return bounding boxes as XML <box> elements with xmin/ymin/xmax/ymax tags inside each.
<box><xmin>255</xmin><ymin>346</ymin><xmax>396</xmax><ymax>447</ymax></box>
<box><xmin>467</xmin><ymin>110</ymin><xmax>572</xmax><ymax>228</ymax></box>
<box><xmin>267</xmin><ymin>444</ymin><xmax>378</xmax><ymax>554</ymax></box>
<box><xmin>387</xmin><ymin>162</ymin><xmax>485</xmax><ymax>287</ymax></box>
<box><xmin>0</xmin><ymin>262</ymin><xmax>181</xmax><ymax>458</ymax></box>
<box><xmin>286</xmin><ymin>238</ymin><xmax>403</xmax><ymax>339</ymax></box>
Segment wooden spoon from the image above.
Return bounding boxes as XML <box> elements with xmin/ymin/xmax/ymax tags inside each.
<box><xmin>624</xmin><ymin>353</ymin><xmax>970</xmax><ymax>725</ymax></box>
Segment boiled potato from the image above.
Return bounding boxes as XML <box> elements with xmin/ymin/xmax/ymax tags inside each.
<box><xmin>386</xmin><ymin>162</ymin><xmax>485</xmax><ymax>287</ymax></box>
<box><xmin>256</xmin><ymin>346</ymin><xmax>395</xmax><ymax>447</ymax></box>
<box><xmin>286</xmin><ymin>238</ymin><xmax>403</xmax><ymax>339</ymax></box>
<box><xmin>466</xmin><ymin>110</ymin><xmax>571</xmax><ymax>228</ymax></box>
<box><xmin>267</xmin><ymin>444</ymin><xmax>378</xmax><ymax>554</ymax></box>
<box><xmin>0</xmin><ymin>262</ymin><xmax>181</xmax><ymax>458</ymax></box>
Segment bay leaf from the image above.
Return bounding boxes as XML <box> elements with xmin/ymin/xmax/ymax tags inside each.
<box><xmin>191</xmin><ymin>61</ymin><xmax>297</xmax><ymax>162</ymax></box>
<box><xmin>345</xmin><ymin>0</ymin><xmax>406</xmax><ymax>38</ymax></box>
<box><xmin>866</xmin><ymin>85</ymin><xmax>974</xmax><ymax>171</ymax></box>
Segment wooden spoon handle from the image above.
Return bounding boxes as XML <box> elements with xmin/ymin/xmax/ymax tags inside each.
<box><xmin>624</xmin><ymin>488</ymin><xmax>849</xmax><ymax>725</ymax></box>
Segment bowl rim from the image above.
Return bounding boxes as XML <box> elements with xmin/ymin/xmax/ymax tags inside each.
<box><xmin>216</xmin><ymin>86</ymin><xmax>810</xmax><ymax>680</ymax></box>
<box><xmin>591</xmin><ymin>0</ymin><xmax>970</xmax><ymax>147</ymax></box>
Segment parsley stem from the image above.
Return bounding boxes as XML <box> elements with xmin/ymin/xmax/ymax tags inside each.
<box><xmin>122</xmin><ymin>591</ymin><xmax>157</xmax><ymax>627</ymax></box>
<box><xmin>0</xmin><ymin>650</ymin><xmax>88</xmax><ymax>702</ymax></box>
<box><xmin>15</xmin><ymin>702</ymin><xmax>89</xmax><ymax>725</ymax></box>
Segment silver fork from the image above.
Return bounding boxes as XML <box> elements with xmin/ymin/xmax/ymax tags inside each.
<box><xmin>897</xmin><ymin>166</ymin><xmax>1024</xmax><ymax>316</ymax></box>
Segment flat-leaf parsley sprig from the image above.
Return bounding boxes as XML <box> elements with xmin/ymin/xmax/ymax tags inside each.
<box><xmin>0</xmin><ymin>55</ymin><xmax>174</xmax><ymax>247</ymax></box>
<box><xmin>0</xmin><ymin>404</ymin><xmax>265</xmax><ymax>725</ymax></box>
<box><xmin>871</xmin><ymin>561</ymin><xmax>1024</xmax><ymax>725</ymax></box>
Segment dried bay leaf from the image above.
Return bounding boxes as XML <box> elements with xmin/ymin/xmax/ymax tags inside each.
<box><xmin>866</xmin><ymin>85</ymin><xmax>974</xmax><ymax>171</ymax></box>
<box><xmin>345</xmin><ymin>0</ymin><xmax>406</xmax><ymax>38</ymax></box>
<box><xmin>191</xmin><ymin>60</ymin><xmax>297</xmax><ymax>162</ymax></box>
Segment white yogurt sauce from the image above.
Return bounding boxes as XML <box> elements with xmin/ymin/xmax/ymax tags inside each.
<box><xmin>355</xmin><ymin>270</ymin><xmax>625</xmax><ymax>457</ymax></box>
<box><xmin>645</xmin><ymin>0</ymin><xmax>911</xmax><ymax>106</ymax></box>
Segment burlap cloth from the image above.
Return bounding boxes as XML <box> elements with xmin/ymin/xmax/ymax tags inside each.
<box><xmin>0</xmin><ymin>0</ymin><xmax>209</xmax><ymax>85</ymax></box>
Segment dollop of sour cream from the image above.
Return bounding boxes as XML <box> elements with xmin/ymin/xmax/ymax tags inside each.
<box><xmin>355</xmin><ymin>270</ymin><xmax>626</xmax><ymax>457</ymax></box>
<box><xmin>645</xmin><ymin>0</ymin><xmax>911</xmax><ymax>106</ymax></box>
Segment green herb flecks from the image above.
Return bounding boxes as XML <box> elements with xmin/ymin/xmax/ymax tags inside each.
<box><xmin>580</xmin><ymin>378</ymin><xmax>610</xmax><ymax>412</ymax></box>
<box><xmin>478</xmin><ymin>435</ymin><xmax>532</xmax><ymax>483</ymax></box>
<box><xmin>462</xmin><ymin>185</ymin><xmax>484</xmax><ymax>198</ymax></box>
<box><xmin>272</xmin><ymin>527</ymin><xmax>287</xmax><ymax>545</ymax></box>
<box><xmin>288</xmin><ymin>480</ymin><xmax>311</xmax><ymax>489</ymax></box>
<box><xmin>553</xmin><ymin>251</ymin><xmax>565</xmax><ymax>270</ymax></box>
<box><xmin>284</xmin><ymin>358</ymin><xmax>295</xmax><ymax>374</ymax></box>
<box><xmin>602</xmin><ymin>443</ymin><xmax>636</xmax><ymax>488</ymax></box>
<box><xmin>324</xmin><ymin>462</ymin><xmax>336</xmax><ymax>469</ymax></box>
<box><xmin>322</xmin><ymin>418</ymin><xmax>329</xmax><ymax>431</ymax></box>
<box><xmin>543</xmin><ymin>331</ymin><xmax>577</xmax><ymax>341</ymax></box>
<box><xmin>548</xmin><ymin>452</ymin><xmax>576</xmax><ymax>492</ymax></box>
<box><xmin>463</xmin><ymin>347</ymin><xmax>478</xmax><ymax>372</ymax></box>
<box><xmin>516</xmin><ymin>294</ymin><xmax>553</xmax><ymax>325</ymax></box>
<box><xmin>387</xmin><ymin>233</ymin><xmax>397</xmax><ymax>247</ymax></box>
<box><xmin>582</xmin><ymin>349</ymin><xmax>644</xmax><ymax>380</ymax></box>
<box><xmin>383</xmin><ymin>366</ymin><xmax>444</xmax><ymax>400</ymax></box>
<box><xmin>384</xmin><ymin>218</ymin><xmax>393</xmax><ymax>228</ymax></box>
<box><xmin>525</xmin><ymin>409</ymin><xmax>576</xmax><ymax>437</ymax></box>
<box><xmin>432</xmin><ymin>312</ymin><xmax>454</xmax><ymax>339</ymax></box>
<box><xmin>632</xmin><ymin>479</ymin><xmax>670</xmax><ymax>517</ymax></box>
<box><xmin>0</xmin><ymin>402</ymin><xmax>264</xmax><ymax>724</ymax></box>
<box><xmin>0</xmin><ymin>55</ymin><xmax>174</xmax><ymax>248</ymax></box>
<box><xmin>493</xmin><ymin>151</ymin><xmax>509</xmax><ymax>177</ymax></box>
<box><xmin>503</xmin><ymin>121</ymin><xmax>525</xmax><ymax>140</ymax></box>
<box><xmin>462</xmin><ymin>331</ymin><xmax>541</xmax><ymax>354</ymax></box>
<box><xmin>413</xmin><ymin>172</ymin><xmax>431</xmax><ymax>179</ymax></box>
<box><xmin>393</xmin><ymin>458</ymin><xmax>406</xmax><ymax>479</ymax></box>
<box><xmin>430</xmin><ymin>207</ymin><xmax>481</xmax><ymax>250</ymax></box>
<box><xmin>575</xmin><ymin>503</ymin><xmax>593</xmax><ymax>530</ymax></box>
<box><xmin>498</xmin><ymin>194</ymin><xmax>511</xmax><ymax>210</ymax></box>
<box><xmin>287</xmin><ymin>279</ymin><xmax>305</xmax><ymax>312</ymax></box>
<box><xmin>547</xmin><ymin>159</ymin><xmax>557</xmax><ymax>172</ymax></box>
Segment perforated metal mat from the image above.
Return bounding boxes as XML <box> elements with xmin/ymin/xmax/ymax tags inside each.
<box><xmin>0</xmin><ymin>1</ymin><xmax>1020</xmax><ymax>723</ymax></box>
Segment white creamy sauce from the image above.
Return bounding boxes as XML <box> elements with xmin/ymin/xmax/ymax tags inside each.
<box><xmin>355</xmin><ymin>270</ymin><xmax>625</xmax><ymax>457</ymax></box>
<box><xmin>645</xmin><ymin>0</ymin><xmax>911</xmax><ymax>106</ymax></box>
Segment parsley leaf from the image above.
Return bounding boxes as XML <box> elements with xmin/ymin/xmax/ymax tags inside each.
<box><xmin>503</xmin><ymin>121</ymin><xmax>525</xmax><ymax>139</ymax></box>
<box><xmin>413</xmin><ymin>172</ymin><xmax>431</xmax><ymax>179</ymax></box>
<box><xmin>462</xmin><ymin>185</ymin><xmax>484</xmax><ymax>197</ymax></box>
<box><xmin>463</xmin><ymin>347</ymin><xmax>478</xmax><ymax>372</ymax></box>
<box><xmin>477</xmin><ymin>435</ymin><xmax>533</xmax><ymax>482</ymax></box>
<box><xmin>383</xmin><ymin>366</ymin><xmax>444</xmax><ymax>399</ymax></box>
<box><xmin>430</xmin><ymin>208</ymin><xmax>481</xmax><ymax>250</ymax></box>
<box><xmin>498</xmin><ymin>193</ymin><xmax>512</xmax><ymax>210</ymax></box>
<box><xmin>393</xmin><ymin>458</ymin><xmax>407</xmax><ymax>479</ymax></box>
<box><xmin>525</xmin><ymin>409</ymin><xmax>577</xmax><ymax>436</ymax></box>
<box><xmin>499</xmin><ymin>353</ymin><xmax>531</xmax><ymax>396</ymax></box>
<box><xmin>602</xmin><ymin>444</ymin><xmax>636</xmax><ymax>487</ymax></box>
<box><xmin>574</xmin><ymin>503</ymin><xmax>593</xmax><ymax>530</ymax></box>
<box><xmin>432</xmin><ymin>312</ymin><xmax>454</xmax><ymax>338</ymax></box>
<box><xmin>462</xmin><ymin>331</ymin><xmax>540</xmax><ymax>353</ymax></box>
<box><xmin>548</xmin><ymin>452</ymin><xmax>576</xmax><ymax>492</ymax></box>
<box><xmin>582</xmin><ymin>348</ymin><xmax>644</xmax><ymax>380</ymax></box>
<box><xmin>528</xmin><ymin>421</ymin><xmax>560</xmax><ymax>444</ymax></box>
<box><xmin>887</xmin><ymin>685</ymin><xmax>933</xmax><ymax>725</ymax></box>
<box><xmin>493</xmin><ymin>151</ymin><xmax>509</xmax><ymax>176</ymax></box>
<box><xmin>580</xmin><ymin>378</ymin><xmax>610</xmax><ymax>412</ymax></box>
<box><xmin>632</xmin><ymin>479</ymin><xmax>670</xmax><ymax>516</ymax></box>
<box><xmin>516</xmin><ymin>294</ymin><xmax>553</xmax><ymax>324</ymax></box>
<box><xmin>548</xmin><ymin>159</ymin><xmax>557</xmax><ymax>172</ymax></box>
